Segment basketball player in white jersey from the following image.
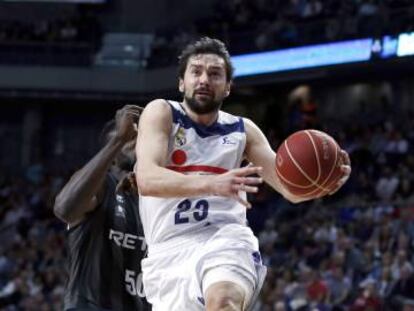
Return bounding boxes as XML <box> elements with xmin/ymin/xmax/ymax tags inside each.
<box><xmin>135</xmin><ymin>37</ymin><xmax>351</xmax><ymax>311</ymax></box>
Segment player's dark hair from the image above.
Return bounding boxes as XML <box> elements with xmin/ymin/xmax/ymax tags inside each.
<box><xmin>178</xmin><ymin>37</ymin><xmax>234</xmax><ymax>82</ymax></box>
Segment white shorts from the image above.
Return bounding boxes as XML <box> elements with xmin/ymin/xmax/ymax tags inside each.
<box><xmin>141</xmin><ymin>224</ymin><xmax>267</xmax><ymax>311</ymax></box>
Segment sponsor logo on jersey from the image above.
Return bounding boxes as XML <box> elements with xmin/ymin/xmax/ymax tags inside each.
<box><xmin>222</xmin><ymin>136</ymin><xmax>236</xmax><ymax>145</ymax></box>
<box><xmin>175</xmin><ymin>127</ymin><xmax>187</xmax><ymax>147</ymax></box>
<box><xmin>116</xmin><ymin>194</ymin><xmax>125</xmax><ymax>203</ymax></box>
<box><xmin>109</xmin><ymin>229</ymin><xmax>147</xmax><ymax>251</ymax></box>
<box><xmin>115</xmin><ymin>205</ymin><xmax>126</xmax><ymax>218</ymax></box>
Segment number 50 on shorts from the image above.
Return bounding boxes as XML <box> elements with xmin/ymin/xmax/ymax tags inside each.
<box><xmin>125</xmin><ymin>269</ymin><xmax>145</xmax><ymax>297</ymax></box>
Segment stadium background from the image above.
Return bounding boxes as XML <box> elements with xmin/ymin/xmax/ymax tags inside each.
<box><xmin>1</xmin><ymin>0</ymin><xmax>414</xmax><ymax>310</ymax></box>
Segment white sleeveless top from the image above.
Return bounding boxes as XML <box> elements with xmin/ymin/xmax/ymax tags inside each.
<box><xmin>139</xmin><ymin>100</ymin><xmax>248</xmax><ymax>247</ymax></box>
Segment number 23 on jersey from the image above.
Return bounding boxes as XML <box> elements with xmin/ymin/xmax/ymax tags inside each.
<box><xmin>174</xmin><ymin>199</ymin><xmax>209</xmax><ymax>225</ymax></box>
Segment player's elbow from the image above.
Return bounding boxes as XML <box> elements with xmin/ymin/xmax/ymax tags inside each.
<box><xmin>136</xmin><ymin>174</ymin><xmax>155</xmax><ymax>196</ymax></box>
<box><xmin>278</xmin><ymin>187</ymin><xmax>306</xmax><ymax>204</ymax></box>
<box><xmin>285</xmin><ymin>196</ymin><xmax>303</xmax><ymax>204</ymax></box>
<box><xmin>53</xmin><ymin>201</ymin><xmax>67</xmax><ymax>221</ymax></box>
<box><xmin>53</xmin><ymin>194</ymin><xmax>74</xmax><ymax>223</ymax></box>
<box><xmin>135</xmin><ymin>164</ymin><xmax>163</xmax><ymax>196</ymax></box>
<box><xmin>283</xmin><ymin>192</ymin><xmax>309</xmax><ymax>204</ymax></box>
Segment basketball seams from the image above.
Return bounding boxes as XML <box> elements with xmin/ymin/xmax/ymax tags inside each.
<box><xmin>275</xmin><ymin>164</ymin><xmax>317</xmax><ymax>189</ymax></box>
<box><xmin>313</xmin><ymin>131</ymin><xmax>339</xmax><ymax>189</ymax></box>
<box><xmin>284</xmin><ymin>137</ymin><xmax>330</xmax><ymax>192</ymax></box>
<box><xmin>284</xmin><ymin>139</ymin><xmax>314</xmax><ymax>185</ymax></box>
<box><xmin>275</xmin><ymin>130</ymin><xmax>343</xmax><ymax>198</ymax></box>
<box><xmin>304</xmin><ymin>130</ymin><xmax>321</xmax><ymax>183</ymax></box>
<box><xmin>310</xmin><ymin>130</ymin><xmax>338</xmax><ymax>186</ymax></box>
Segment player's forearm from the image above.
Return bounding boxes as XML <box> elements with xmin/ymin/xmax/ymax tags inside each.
<box><xmin>244</xmin><ymin>120</ymin><xmax>304</xmax><ymax>204</ymax></box>
<box><xmin>136</xmin><ymin>166</ymin><xmax>212</xmax><ymax>198</ymax></box>
<box><xmin>54</xmin><ymin>136</ymin><xmax>125</xmax><ymax>221</ymax></box>
<box><xmin>261</xmin><ymin>166</ymin><xmax>304</xmax><ymax>204</ymax></box>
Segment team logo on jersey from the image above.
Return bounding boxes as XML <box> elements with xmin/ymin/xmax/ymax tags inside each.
<box><xmin>115</xmin><ymin>205</ymin><xmax>126</xmax><ymax>218</ymax></box>
<box><xmin>175</xmin><ymin>127</ymin><xmax>187</xmax><ymax>147</ymax></box>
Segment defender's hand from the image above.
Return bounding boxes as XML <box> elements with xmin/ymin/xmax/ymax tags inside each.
<box><xmin>209</xmin><ymin>165</ymin><xmax>263</xmax><ymax>208</ymax></box>
<box><xmin>115</xmin><ymin>105</ymin><xmax>143</xmax><ymax>143</ymax></box>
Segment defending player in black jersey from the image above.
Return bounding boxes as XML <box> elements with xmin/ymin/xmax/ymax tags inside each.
<box><xmin>54</xmin><ymin>105</ymin><xmax>150</xmax><ymax>311</ymax></box>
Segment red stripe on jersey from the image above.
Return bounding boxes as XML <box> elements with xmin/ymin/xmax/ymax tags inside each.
<box><xmin>167</xmin><ymin>165</ymin><xmax>228</xmax><ymax>174</ymax></box>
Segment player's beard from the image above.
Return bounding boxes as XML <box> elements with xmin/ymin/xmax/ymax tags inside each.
<box><xmin>185</xmin><ymin>93</ymin><xmax>223</xmax><ymax>115</ymax></box>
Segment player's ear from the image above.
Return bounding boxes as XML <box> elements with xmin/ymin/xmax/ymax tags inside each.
<box><xmin>224</xmin><ymin>81</ymin><xmax>232</xmax><ymax>97</ymax></box>
<box><xmin>179</xmin><ymin>78</ymin><xmax>184</xmax><ymax>93</ymax></box>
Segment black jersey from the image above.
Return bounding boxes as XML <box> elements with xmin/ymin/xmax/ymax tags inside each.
<box><xmin>64</xmin><ymin>172</ymin><xmax>149</xmax><ymax>311</ymax></box>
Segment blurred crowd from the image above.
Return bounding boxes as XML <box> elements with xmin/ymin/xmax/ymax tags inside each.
<box><xmin>248</xmin><ymin>106</ymin><xmax>414</xmax><ymax>310</ymax></box>
<box><xmin>0</xmin><ymin>169</ymin><xmax>68</xmax><ymax>310</ymax></box>
<box><xmin>0</xmin><ymin>16</ymin><xmax>100</xmax><ymax>44</ymax></box>
<box><xmin>148</xmin><ymin>0</ymin><xmax>414</xmax><ymax>67</ymax></box>
<box><xmin>0</xmin><ymin>104</ymin><xmax>413</xmax><ymax>310</ymax></box>
<box><xmin>1</xmin><ymin>0</ymin><xmax>414</xmax><ymax>310</ymax></box>
<box><xmin>1</xmin><ymin>0</ymin><xmax>413</xmax><ymax>68</ymax></box>
<box><xmin>0</xmin><ymin>13</ymin><xmax>101</xmax><ymax>66</ymax></box>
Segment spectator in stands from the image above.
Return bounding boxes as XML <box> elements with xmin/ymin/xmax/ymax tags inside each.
<box><xmin>387</xmin><ymin>262</ymin><xmax>414</xmax><ymax>310</ymax></box>
<box><xmin>375</xmin><ymin>166</ymin><xmax>400</xmax><ymax>201</ymax></box>
<box><xmin>325</xmin><ymin>266</ymin><xmax>352</xmax><ymax>307</ymax></box>
<box><xmin>351</xmin><ymin>278</ymin><xmax>382</xmax><ymax>310</ymax></box>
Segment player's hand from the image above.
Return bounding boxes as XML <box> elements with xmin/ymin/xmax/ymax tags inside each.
<box><xmin>328</xmin><ymin>149</ymin><xmax>351</xmax><ymax>195</ymax></box>
<box><xmin>274</xmin><ymin>149</ymin><xmax>351</xmax><ymax>203</ymax></box>
<box><xmin>114</xmin><ymin>105</ymin><xmax>143</xmax><ymax>143</ymax></box>
<box><xmin>209</xmin><ymin>165</ymin><xmax>263</xmax><ymax>208</ymax></box>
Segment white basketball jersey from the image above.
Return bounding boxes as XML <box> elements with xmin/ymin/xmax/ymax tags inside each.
<box><xmin>139</xmin><ymin>100</ymin><xmax>248</xmax><ymax>247</ymax></box>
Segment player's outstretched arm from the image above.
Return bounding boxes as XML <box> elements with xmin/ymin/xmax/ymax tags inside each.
<box><xmin>243</xmin><ymin>118</ymin><xmax>351</xmax><ymax>203</ymax></box>
<box><xmin>243</xmin><ymin>118</ymin><xmax>302</xmax><ymax>203</ymax></box>
<box><xmin>135</xmin><ymin>100</ymin><xmax>262</xmax><ymax>206</ymax></box>
<box><xmin>54</xmin><ymin>105</ymin><xmax>141</xmax><ymax>227</ymax></box>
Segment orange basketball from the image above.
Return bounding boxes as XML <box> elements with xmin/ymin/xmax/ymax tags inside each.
<box><xmin>275</xmin><ymin>129</ymin><xmax>343</xmax><ymax>199</ymax></box>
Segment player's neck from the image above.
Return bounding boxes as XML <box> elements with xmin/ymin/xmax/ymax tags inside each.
<box><xmin>181</xmin><ymin>101</ymin><xmax>218</xmax><ymax>126</ymax></box>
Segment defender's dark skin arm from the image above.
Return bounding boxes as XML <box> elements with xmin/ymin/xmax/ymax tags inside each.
<box><xmin>53</xmin><ymin>105</ymin><xmax>141</xmax><ymax>227</ymax></box>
